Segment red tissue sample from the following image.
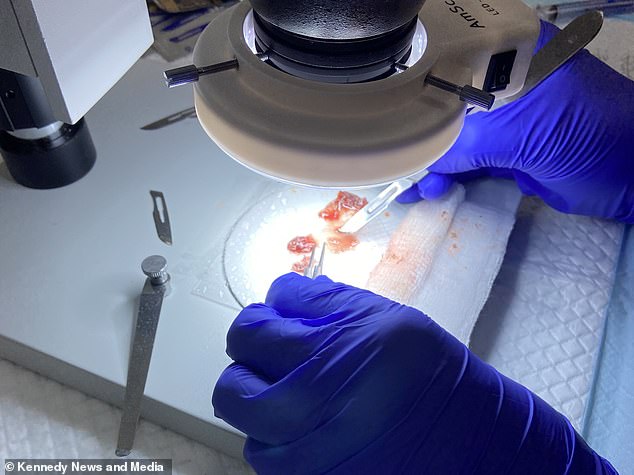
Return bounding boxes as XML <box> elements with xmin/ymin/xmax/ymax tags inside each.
<box><xmin>288</xmin><ymin>191</ymin><xmax>367</xmax><ymax>272</ymax></box>
<box><xmin>287</xmin><ymin>234</ymin><xmax>317</xmax><ymax>254</ymax></box>
<box><xmin>326</xmin><ymin>233</ymin><xmax>359</xmax><ymax>254</ymax></box>
<box><xmin>318</xmin><ymin>191</ymin><xmax>368</xmax><ymax>223</ymax></box>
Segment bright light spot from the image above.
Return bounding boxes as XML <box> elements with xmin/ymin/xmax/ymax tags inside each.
<box><xmin>224</xmin><ymin>187</ymin><xmax>399</xmax><ymax>306</ymax></box>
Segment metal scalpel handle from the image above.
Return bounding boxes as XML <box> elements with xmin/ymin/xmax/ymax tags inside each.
<box><xmin>338</xmin><ymin>173</ymin><xmax>426</xmax><ymax>234</ymax></box>
<box><xmin>116</xmin><ymin>256</ymin><xmax>170</xmax><ymax>457</ymax></box>
<box><xmin>494</xmin><ymin>10</ymin><xmax>604</xmax><ymax>109</ymax></box>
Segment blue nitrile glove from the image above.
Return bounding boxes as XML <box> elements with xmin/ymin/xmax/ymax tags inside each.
<box><xmin>398</xmin><ymin>21</ymin><xmax>634</xmax><ymax>223</ymax></box>
<box><xmin>213</xmin><ymin>273</ymin><xmax>616</xmax><ymax>474</ymax></box>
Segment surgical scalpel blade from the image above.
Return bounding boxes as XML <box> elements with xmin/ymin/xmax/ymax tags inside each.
<box><xmin>141</xmin><ymin>107</ymin><xmax>196</xmax><ymax>130</ymax></box>
<box><xmin>150</xmin><ymin>191</ymin><xmax>173</xmax><ymax>246</ymax></box>
<box><xmin>339</xmin><ymin>175</ymin><xmax>426</xmax><ymax>234</ymax></box>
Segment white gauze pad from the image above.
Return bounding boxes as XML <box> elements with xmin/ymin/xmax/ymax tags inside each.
<box><xmin>366</xmin><ymin>185</ymin><xmax>465</xmax><ymax>304</ymax></box>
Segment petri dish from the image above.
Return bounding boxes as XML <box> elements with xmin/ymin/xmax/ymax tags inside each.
<box><xmin>222</xmin><ymin>186</ymin><xmax>404</xmax><ymax>307</ymax></box>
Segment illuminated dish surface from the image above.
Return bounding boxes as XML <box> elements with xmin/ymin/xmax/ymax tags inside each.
<box><xmin>223</xmin><ymin>187</ymin><xmax>407</xmax><ymax>307</ymax></box>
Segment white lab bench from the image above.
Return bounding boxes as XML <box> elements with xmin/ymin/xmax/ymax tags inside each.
<box><xmin>2</xmin><ymin>16</ymin><xmax>634</xmax><ymax>471</ymax></box>
<box><xmin>0</xmin><ymin>56</ymin><xmax>267</xmax><ymax>459</ymax></box>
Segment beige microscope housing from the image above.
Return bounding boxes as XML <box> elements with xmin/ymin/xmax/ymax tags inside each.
<box><xmin>0</xmin><ymin>0</ymin><xmax>153</xmax><ymax>124</ymax></box>
<box><xmin>193</xmin><ymin>0</ymin><xmax>540</xmax><ymax>187</ymax></box>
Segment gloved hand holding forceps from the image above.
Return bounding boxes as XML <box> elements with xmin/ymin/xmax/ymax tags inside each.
<box><xmin>212</xmin><ymin>20</ymin><xmax>632</xmax><ymax>474</ymax></box>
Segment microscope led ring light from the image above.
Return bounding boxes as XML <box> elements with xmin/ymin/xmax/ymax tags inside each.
<box><xmin>193</xmin><ymin>1</ymin><xmax>469</xmax><ymax>188</ymax></box>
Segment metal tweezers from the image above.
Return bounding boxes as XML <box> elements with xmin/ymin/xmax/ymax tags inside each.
<box><xmin>303</xmin><ymin>243</ymin><xmax>326</xmax><ymax>278</ymax></box>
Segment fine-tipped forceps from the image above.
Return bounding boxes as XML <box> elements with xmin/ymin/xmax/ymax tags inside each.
<box><xmin>303</xmin><ymin>243</ymin><xmax>326</xmax><ymax>279</ymax></box>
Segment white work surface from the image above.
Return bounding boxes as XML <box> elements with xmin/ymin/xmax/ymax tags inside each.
<box><xmin>2</xmin><ymin>16</ymin><xmax>634</xmax><ymax>473</ymax></box>
<box><xmin>0</xmin><ymin>56</ymin><xmax>268</xmax><ymax>459</ymax></box>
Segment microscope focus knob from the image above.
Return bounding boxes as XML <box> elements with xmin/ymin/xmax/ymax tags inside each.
<box><xmin>141</xmin><ymin>255</ymin><xmax>169</xmax><ymax>285</ymax></box>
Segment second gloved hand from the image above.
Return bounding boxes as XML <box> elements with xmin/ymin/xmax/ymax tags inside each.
<box><xmin>398</xmin><ymin>22</ymin><xmax>634</xmax><ymax>223</ymax></box>
<box><xmin>213</xmin><ymin>273</ymin><xmax>615</xmax><ymax>474</ymax></box>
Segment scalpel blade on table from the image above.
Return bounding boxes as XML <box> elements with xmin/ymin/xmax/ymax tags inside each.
<box><xmin>140</xmin><ymin>107</ymin><xmax>196</xmax><ymax>131</ymax></box>
<box><xmin>339</xmin><ymin>175</ymin><xmax>425</xmax><ymax>234</ymax></box>
<box><xmin>150</xmin><ymin>191</ymin><xmax>173</xmax><ymax>245</ymax></box>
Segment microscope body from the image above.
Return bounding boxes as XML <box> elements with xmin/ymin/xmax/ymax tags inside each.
<box><xmin>0</xmin><ymin>0</ymin><xmax>153</xmax><ymax>188</ymax></box>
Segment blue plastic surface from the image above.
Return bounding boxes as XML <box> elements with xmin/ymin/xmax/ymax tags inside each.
<box><xmin>585</xmin><ymin>225</ymin><xmax>634</xmax><ymax>474</ymax></box>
